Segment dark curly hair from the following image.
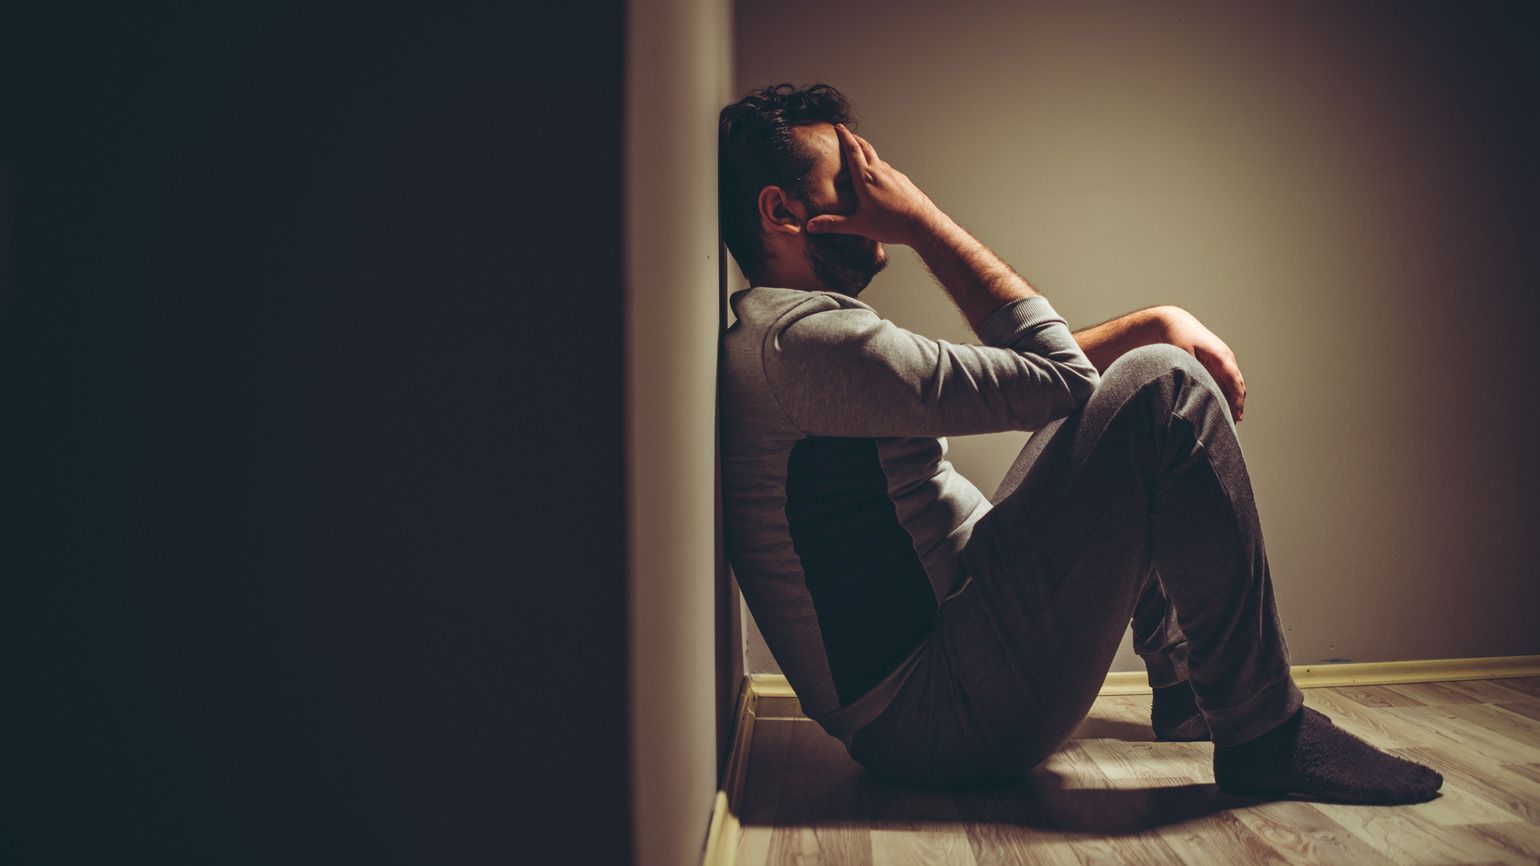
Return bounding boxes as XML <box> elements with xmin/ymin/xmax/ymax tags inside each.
<box><xmin>718</xmin><ymin>83</ymin><xmax>855</xmax><ymax>282</ymax></box>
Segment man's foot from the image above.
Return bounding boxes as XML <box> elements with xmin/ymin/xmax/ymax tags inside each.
<box><xmin>1213</xmin><ymin>704</ymin><xmax>1444</xmax><ymax>804</ymax></box>
<box><xmin>1151</xmin><ymin>680</ymin><xmax>1211</xmax><ymax>741</ymax></box>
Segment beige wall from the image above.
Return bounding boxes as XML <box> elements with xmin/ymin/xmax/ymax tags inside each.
<box><xmin>628</xmin><ymin>1</ymin><xmax>733</xmax><ymax>865</ymax></box>
<box><xmin>733</xmin><ymin>0</ymin><xmax>1539</xmax><ymax>677</ymax></box>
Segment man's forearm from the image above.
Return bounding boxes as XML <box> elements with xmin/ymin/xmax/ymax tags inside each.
<box><xmin>907</xmin><ymin>211</ymin><xmax>1170</xmax><ymax>369</ymax></box>
<box><xmin>908</xmin><ymin>212</ymin><xmax>1039</xmax><ymax>334</ymax></box>
<box><xmin>1071</xmin><ymin>306</ymin><xmax>1172</xmax><ymax>374</ymax></box>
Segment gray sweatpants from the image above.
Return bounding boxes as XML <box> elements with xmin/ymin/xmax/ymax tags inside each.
<box><xmin>846</xmin><ymin>343</ymin><xmax>1306</xmax><ymax>786</ymax></box>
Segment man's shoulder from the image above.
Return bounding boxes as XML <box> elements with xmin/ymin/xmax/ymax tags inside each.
<box><xmin>732</xmin><ymin>285</ymin><xmax>875</xmax><ymax>315</ymax></box>
<box><xmin>729</xmin><ymin>286</ymin><xmax>877</xmax><ymax>337</ymax></box>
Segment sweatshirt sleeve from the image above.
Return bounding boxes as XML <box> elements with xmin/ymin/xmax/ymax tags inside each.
<box><xmin>762</xmin><ymin>293</ymin><xmax>1102</xmax><ymax>438</ymax></box>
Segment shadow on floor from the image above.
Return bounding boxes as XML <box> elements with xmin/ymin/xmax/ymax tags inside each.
<box><xmin>750</xmin><ymin>710</ymin><xmax>1291</xmax><ymax>834</ymax></box>
<box><xmin>959</xmin><ymin>769</ymin><xmax>1277</xmax><ymax>833</ymax></box>
<box><xmin>760</xmin><ymin>759</ymin><xmax>1283</xmax><ymax>834</ymax></box>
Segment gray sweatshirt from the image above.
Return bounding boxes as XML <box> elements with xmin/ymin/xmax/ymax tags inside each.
<box><xmin>720</xmin><ymin>285</ymin><xmax>1101</xmax><ymax>747</ymax></box>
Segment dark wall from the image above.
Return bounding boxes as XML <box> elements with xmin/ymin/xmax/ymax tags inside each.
<box><xmin>2</xmin><ymin>3</ymin><xmax>629</xmax><ymax>863</ymax></box>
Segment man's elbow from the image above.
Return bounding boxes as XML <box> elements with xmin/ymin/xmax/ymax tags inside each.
<box><xmin>1066</xmin><ymin>363</ymin><xmax>1101</xmax><ymax>407</ymax></box>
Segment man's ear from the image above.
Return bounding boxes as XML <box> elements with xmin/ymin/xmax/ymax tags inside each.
<box><xmin>757</xmin><ymin>185</ymin><xmax>805</xmax><ymax>237</ymax></box>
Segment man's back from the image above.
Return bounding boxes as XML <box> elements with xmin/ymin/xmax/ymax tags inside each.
<box><xmin>720</xmin><ymin>285</ymin><xmax>1094</xmax><ymax>743</ymax></box>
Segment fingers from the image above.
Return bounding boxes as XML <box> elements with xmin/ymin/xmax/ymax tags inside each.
<box><xmin>837</xmin><ymin>124</ymin><xmax>884</xmax><ymax>181</ymax></box>
<box><xmin>1215</xmin><ymin>376</ymin><xmax>1243</xmax><ymax>424</ymax></box>
<box><xmin>1221</xmin><ymin>358</ymin><xmax>1246</xmax><ymax>422</ymax></box>
<box><xmin>853</xmin><ymin>131</ymin><xmax>880</xmax><ymax>167</ymax></box>
<box><xmin>834</xmin><ymin>123</ymin><xmax>868</xmax><ymax>175</ymax></box>
<box><xmin>1196</xmin><ymin>345</ymin><xmax>1246</xmax><ymax>424</ymax></box>
<box><xmin>1225</xmin><ymin>373</ymin><xmax>1245</xmax><ymax>422</ymax></box>
<box><xmin>805</xmin><ymin>213</ymin><xmax>854</xmax><ymax>235</ymax></box>
<box><xmin>1218</xmin><ymin>368</ymin><xmax>1244</xmax><ymax>423</ymax></box>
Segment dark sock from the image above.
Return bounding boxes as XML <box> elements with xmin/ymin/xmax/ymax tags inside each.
<box><xmin>1213</xmin><ymin>704</ymin><xmax>1444</xmax><ymax>804</ymax></box>
<box><xmin>1151</xmin><ymin>680</ymin><xmax>1210</xmax><ymax>741</ymax></box>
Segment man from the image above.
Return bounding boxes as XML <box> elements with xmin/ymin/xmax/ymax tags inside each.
<box><xmin>718</xmin><ymin>82</ymin><xmax>1442</xmax><ymax>804</ymax></box>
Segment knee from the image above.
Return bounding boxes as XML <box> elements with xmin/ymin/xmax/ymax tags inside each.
<box><xmin>1094</xmin><ymin>343</ymin><xmax>1231</xmax><ymax>424</ymax></box>
<box><xmin>1102</xmin><ymin>343</ymin><xmax>1218</xmax><ymax>401</ymax></box>
<box><xmin>1106</xmin><ymin>343</ymin><xmax>1202</xmax><ymax>384</ymax></box>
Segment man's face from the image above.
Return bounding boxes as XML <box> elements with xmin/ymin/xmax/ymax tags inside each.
<box><xmin>789</xmin><ymin>123</ymin><xmax>887</xmax><ymax>296</ymax></box>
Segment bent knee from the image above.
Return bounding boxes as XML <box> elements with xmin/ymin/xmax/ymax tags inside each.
<box><xmin>1101</xmin><ymin>343</ymin><xmax>1211</xmax><ymax>393</ymax></box>
<box><xmin>1093</xmin><ymin>343</ymin><xmax>1228</xmax><ymax>417</ymax></box>
<box><xmin>1108</xmin><ymin>343</ymin><xmax>1199</xmax><ymax>379</ymax></box>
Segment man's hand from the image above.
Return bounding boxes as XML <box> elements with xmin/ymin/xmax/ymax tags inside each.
<box><xmin>1160</xmin><ymin>306</ymin><xmax>1247</xmax><ymax>423</ymax></box>
<box><xmin>805</xmin><ymin>123</ymin><xmax>943</xmax><ymax>247</ymax></box>
<box><xmin>806</xmin><ymin>123</ymin><xmax>1037</xmax><ymax>333</ymax></box>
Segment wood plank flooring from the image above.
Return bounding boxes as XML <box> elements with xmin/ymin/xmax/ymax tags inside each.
<box><xmin>733</xmin><ymin>678</ymin><xmax>1540</xmax><ymax>865</ymax></box>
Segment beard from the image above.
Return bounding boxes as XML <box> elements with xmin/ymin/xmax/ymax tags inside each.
<box><xmin>802</xmin><ymin>206</ymin><xmax>887</xmax><ymax>296</ymax></box>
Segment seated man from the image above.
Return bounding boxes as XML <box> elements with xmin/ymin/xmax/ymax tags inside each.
<box><xmin>717</xmin><ymin>82</ymin><xmax>1443</xmax><ymax>805</ymax></box>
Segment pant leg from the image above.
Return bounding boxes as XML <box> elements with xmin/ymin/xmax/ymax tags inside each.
<box><xmin>1132</xmin><ymin>565</ymin><xmax>1192</xmax><ymax>689</ymax></box>
<box><xmin>844</xmin><ymin>594</ymin><xmax>1026</xmax><ymax>787</ymax></box>
<box><xmin>956</xmin><ymin>342</ymin><xmax>1303</xmax><ymax>763</ymax></box>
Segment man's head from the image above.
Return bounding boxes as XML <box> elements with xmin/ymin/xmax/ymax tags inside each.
<box><xmin>719</xmin><ymin>83</ymin><xmax>887</xmax><ymax>295</ymax></box>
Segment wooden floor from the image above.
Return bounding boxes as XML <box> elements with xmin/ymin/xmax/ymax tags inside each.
<box><xmin>733</xmin><ymin>678</ymin><xmax>1540</xmax><ymax>865</ymax></box>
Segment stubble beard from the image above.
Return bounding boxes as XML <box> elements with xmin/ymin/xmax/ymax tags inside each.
<box><xmin>802</xmin><ymin>209</ymin><xmax>887</xmax><ymax>296</ymax></box>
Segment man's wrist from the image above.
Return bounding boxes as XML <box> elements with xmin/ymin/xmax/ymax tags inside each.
<box><xmin>1149</xmin><ymin>305</ymin><xmax>1192</xmax><ymax>342</ymax></box>
<box><xmin>903</xmin><ymin>205</ymin><xmax>955</xmax><ymax>250</ymax></box>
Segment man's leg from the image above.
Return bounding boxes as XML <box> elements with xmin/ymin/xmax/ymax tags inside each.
<box><xmin>958</xmin><ymin>343</ymin><xmax>1442</xmax><ymax>803</ymax></box>
<box><xmin>963</xmin><ymin>342</ymin><xmax>1300</xmax><ymax>749</ymax></box>
<box><xmin>1131</xmin><ymin>566</ymin><xmax>1190</xmax><ymax>689</ymax></box>
<box><xmin>1131</xmin><ymin>565</ymin><xmax>1213</xmax><ymax>741</ymax></box>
